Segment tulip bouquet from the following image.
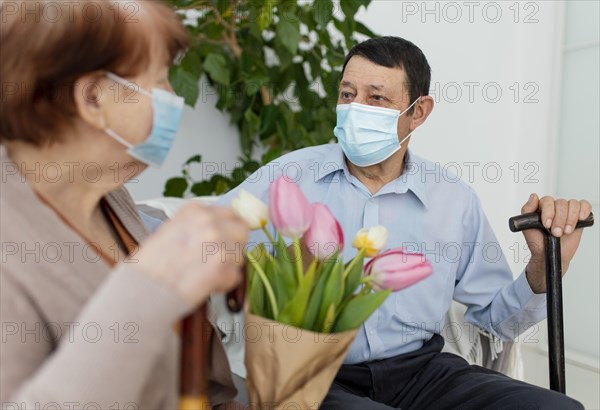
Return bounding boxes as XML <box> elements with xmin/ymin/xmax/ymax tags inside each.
<box><xmin>231</xmin><ymin>176</ymin><xmax>432</xmax><ymax>408</ymax></box>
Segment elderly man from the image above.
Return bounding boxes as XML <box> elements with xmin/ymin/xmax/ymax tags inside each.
<box><xmin>217</xmin><ymin>36</ymin><xmax>591</xmax><ymax>409</ymax></box>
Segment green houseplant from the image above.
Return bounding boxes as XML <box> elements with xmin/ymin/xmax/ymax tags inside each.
<box><xmin>163</xmin><ymin>0</ymin><xmax>378</xmax><ymax>197</ymax></box>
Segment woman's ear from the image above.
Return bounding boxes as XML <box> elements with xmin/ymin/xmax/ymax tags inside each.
<box><xmin>409</xmin><ymin>96</ymin><xmax>435</xmax><ymax>131</ymax></box>
<box><xmin>72</xmin><ymin>72</ymin><xmax>108</xmax><ymax>130</ymax></box>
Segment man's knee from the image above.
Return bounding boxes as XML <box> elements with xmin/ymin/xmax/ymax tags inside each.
<box><xmin>519</xmin><ymin>389</ymin><xmax>584</xmax><ymax>410</ymax></box>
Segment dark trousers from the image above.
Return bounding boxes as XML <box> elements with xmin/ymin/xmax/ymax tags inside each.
<box><xmin>321</xmin><ymin>335</ymin><xmax>583</xmax><ymax>410</ymax></box>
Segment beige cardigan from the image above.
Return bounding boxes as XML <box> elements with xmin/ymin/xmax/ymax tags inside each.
<box><xmin>0</xmin><ymin>146</ymin><xmax>236</xmax><ymax>408</ymax></box>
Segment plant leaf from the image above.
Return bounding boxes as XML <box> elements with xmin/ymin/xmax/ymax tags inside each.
<box><xmin>333</xmin><ymin>290</ymin><xmax>391</xmax><ymax>332</ymax></box>
<box><xmin>190</xmin><ymin>180</ymin><xmax>213</xmax><ymax>196</ymax></box>
<box><xmin>184</xmin><ymin>154</ymin><xmax>202</xmax><ymax>166</ymax></box>
<box><xmin>355</xmin><ymin>21</ymin><xmax>378</xmax><ymax>38</ymax></box>
<box><xmin>316</xmin><ymin>253</ymin><xmax>343</xmax><ymax>331</ymax></box>
<box><xmin>275</xmin><ymin>235</ymin><xmax>298</xmax><ymax>295</ymax></box>
<box><xmin>276</xmin><ymin>17</ymin><xmax>301</xmax><ymax>55</ymax></box>
<box><xmin>321</xmin><ymin>303</ymin><xmax>336</xmax><ymax>333</ymax></box>
<box><xmin>258</xmin><ymin>2</ymin><xmax>275</xmax><ymax>31</ymax></box>
<box><xmin>340</xmin><ymin>0</ymin><xmax>370</xmax><ymax>18</ymax></box>
<box><xmin>313</xmin><ymin>0</ymin><xmax>333</xmax><ymax>27</ymax></box>
<box><xmin>278</xmin><ymin>259</ymin><xmax>317</xmax><ymax>327</ymax></box>
<box><xmin>163</xmin><ymin>177</ymin><xmax>188</xmax><ymax>197</ymax></box>
<box><xmin>169</xmin><ymin>66</ymin><xmax>199</xmax><ymax>107</ymax></box>
<box><xmin>204</xmin><ymin>53</ymin><xmax>230</xmax><ymax>86</ymax></box>
<box><xmin>247</xmin><ymin>244</ymin><xmax>269</xmax><ymax>317</ymax></box>
<box><xmin>343</xmin><ymin>253</ymin><xmax>364</xmax><ymax>302</ymax></box>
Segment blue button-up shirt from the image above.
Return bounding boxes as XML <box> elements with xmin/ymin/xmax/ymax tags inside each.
<box><xmin>217</xmin><ymin>143</ymin><xmax>547</xmax><ymax>364</ymax></box>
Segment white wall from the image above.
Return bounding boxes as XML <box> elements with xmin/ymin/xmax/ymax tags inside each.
<box><xmin>130</xmin><ymin>0</ymin><xmax>599</xmax><ymax>405</ymax></box>
<box><xmin>125</xmin><ymin>78</ymin><xmax>243</xmax><ymax>200</ymax></box>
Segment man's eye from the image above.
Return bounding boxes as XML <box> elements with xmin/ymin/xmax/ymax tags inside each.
<box><xmin>372</xmin><ymin>95</ymin><xmax>386</xmax><ymax>102</ymax></box>
<box><xmin>340</xmin><ymin>91</ymin><xmax>353</xmax><ymax>99</ymax></box>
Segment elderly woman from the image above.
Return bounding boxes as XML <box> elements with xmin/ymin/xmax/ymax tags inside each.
<box><xmin>0</xmin><ymin>1</ymin><xmax>247</xmax><ymax>408</ymax></box>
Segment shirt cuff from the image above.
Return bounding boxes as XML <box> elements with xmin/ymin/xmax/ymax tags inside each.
<box><xmin>513</xmin><ymin>269</ymin><xmax>547</xmax><ymax>310</ymax></box>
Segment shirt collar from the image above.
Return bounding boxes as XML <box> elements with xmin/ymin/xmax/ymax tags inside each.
<box><xmin>315</xmin><ymin>144</ymin><xmax>428</xmax><ymax>208</ymax></box>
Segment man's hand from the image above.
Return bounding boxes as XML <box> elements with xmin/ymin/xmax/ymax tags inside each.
<box><xmin>520</xmin><ymin>193</ymin><xmax>592</xmax><ymax>294</ymax></box>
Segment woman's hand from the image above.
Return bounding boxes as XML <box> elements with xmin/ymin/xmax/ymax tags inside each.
<box><xmin>134</xmin><ymin>203</ymin><xmax>249</xmax><ymax>306</ymax></box>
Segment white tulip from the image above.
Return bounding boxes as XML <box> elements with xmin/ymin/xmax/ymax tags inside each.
<box><xmin>231</xmin><ymin>189</ymin><xmax>269</xmax><ymax>230</ymax></box>
<box><xmin>352</xmin><ymin>225</ymin><xmax>389</xmax><ymax>256</ymax></box>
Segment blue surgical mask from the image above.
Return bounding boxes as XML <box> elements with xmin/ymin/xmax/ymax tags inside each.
<box><xmin>104</xmin><ymin>72</ymin><xmax>184</xmax><ymax>167</ymax></box>
<box><xmin>333</xmin><ymin>97</ymin><xmax>421</xmax><ymax>167</ymax></box>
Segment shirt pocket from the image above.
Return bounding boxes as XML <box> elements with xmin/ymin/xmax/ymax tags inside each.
<box><xmin>393</xmin><ymin>262</ymin><xmax>454</xmax><ymax>328</ymax></box>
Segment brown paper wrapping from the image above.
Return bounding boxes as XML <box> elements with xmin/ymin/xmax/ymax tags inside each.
<box><xmin>244</xmin><ymin>312</ymin><xmax>358</xmax><ymax>409</ymax></box>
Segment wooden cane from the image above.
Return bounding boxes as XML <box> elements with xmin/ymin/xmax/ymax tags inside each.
<box><xmin>179</xmin><ymin>304</ymin><xmax>212</xmax><ymax>410</ymax></box>
<box><xmin>509</xmin><ymin>211</ymin><xmax>594</xmax><ymax>393</ymax></box>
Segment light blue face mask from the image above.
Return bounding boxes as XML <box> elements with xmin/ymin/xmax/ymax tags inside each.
<box><xmin>333</xmin><ymin>97</ymin><xmax>421</xmax><ymax>167</ymax></box>
<box><xmin>104</xmin><ymin>72</ymin><xmax>184</xmax><ymax>167</ymax></box>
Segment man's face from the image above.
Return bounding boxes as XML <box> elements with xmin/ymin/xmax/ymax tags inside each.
<box><xmin>338</xmin><ymin>56</ymin><xmax>414</xmax><ymax>141</ymax></box>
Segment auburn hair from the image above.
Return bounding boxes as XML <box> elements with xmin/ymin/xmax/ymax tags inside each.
<box><xmin>0</xmin><ymin>0</ymin><xmax>189</xmax><ymax>146</ymax></box>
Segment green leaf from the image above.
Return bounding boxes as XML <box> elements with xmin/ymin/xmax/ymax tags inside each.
<box><xmin>333</xmin><ymin>290</ymin><xmax>391</xmax><ymax>332</ymax></box>
<box><xmin>275</xmin><ymin>235</ymin><xmax>298</xmax><ymax>293</ymax></box>
<box><xmin>247</xmin><ymin>244</ymin><xmax>269</xmax><ymax>317</ymax></box>
<box><xmin>258</xmin><ymin>2</ymin><xmax>275</xmax><ymax>31</ymax></box>
<box><xmin>313</xmin><ymin>0</ymin><xmax>333</xmax><ymax>27</ymax></box>
<box><xmin>204</xmin><ymin>53</ymin><xmax>230</xmax><ymax>86</ymax></box>
<box><xmin>180</xmin><ymin>49</ymin><xmax>203</xmax><ymax>81</ymax></box>
<box><xmin>340</xmin><ymin>0</ymin><xmax>370</xmax><ymax>18</ymax></box>
<box><xmin>343</xmin><ymin>253</ymin><xmax>364</xmax><ymax>302</ymax></box>
<box><xmin>355</xmin><ymin>21</ymin><xmax>378</xmax><ymax>38</ymax></box>
<box><xmin>163</xmin><ymin>177</ymin><xmax>188</xmax><ymax>198</ymax></box>
<box><xmin>184</xmin><ymin>154</ymin><xmax>202</xmax><ymax>166</ymax></box>
<box><xmin>190</xmin><ymin>180</ymin><xmax>213</xmax><ymax>196</ymax></box>
<box><xmin>302</xmin><ymin>257</ymin><xmax>331</xmax><ymax>329</ymax></box>
<box><xmin>249</xmin><ymin>270</ymin><xmax>266</xmax><ymax>317</ymax></box>
<box><xmin>262</xmin><ymin>148</ymin><xmax>283</xmax><ymax>164</ymax></box>
<box><xmin>244</xmin><ymin>108</ymin><xmax>261</xmax><ymax>136</ymax></box>
<box><xmin>315</xmin><ymin>253</ymin><xmax>343</xmax><ymax>331</ymax></box>
<box><xmin>169</xmin><ymin>66</ymin><xmax>199</xmax><ymax>107</ymax></box>
<box><xmin>321</xmin><ymin>303</ymin><xmax>336</xmax><ymax>333</ymax></box>
<box><xmin>276</xmin><ymin>17</ymin><xmax>301</xmax><ymax>55</ymax></box>
<box><xmin>266</xmin><ymin>258</ymin><xmax>288</xmax><ymax>313</ymax></box>
<box><xmin>278</xmin><ymin>259</ymin><xmax>317</xmax><ymax>327</ymax></box>
<box><xmin>244</xmin><ymin>160</ymin><xmax>261</xmax><ymax>173</ymax></box>
<box><xmin>259</xmin><ymin>104</ymin><xmax>280</xmax><ymax>137</ymax></box>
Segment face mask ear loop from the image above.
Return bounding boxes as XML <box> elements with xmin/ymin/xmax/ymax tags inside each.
<box><xmin>398</xmin><ymin>96</ymin><xmax>422</xmax><ymax>146</ymax></box>
<box><xmin>105</xmin><ymin>72</ymin><xmax>152</xmax><ymax>98</ymax></box>
<box><xmin>104</xmin><ymin>128</ymin><xmax>134</xmax><ymax>149</ymax></box>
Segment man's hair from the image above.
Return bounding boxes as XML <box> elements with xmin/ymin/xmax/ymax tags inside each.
<box><xmin>342</xmin><ymin>36</ymin><xmax>431</xmax><ymax>110</ymax></box>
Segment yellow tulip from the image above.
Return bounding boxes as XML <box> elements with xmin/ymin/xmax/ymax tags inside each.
<box><xmin>352</xmin><ymin>225</ymin><xmax>389</xmax><ymax>257</ymax></box>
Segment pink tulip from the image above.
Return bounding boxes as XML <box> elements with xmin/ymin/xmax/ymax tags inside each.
<box><xmin>303</xmin><ymin>203</ymin><xmax>344</xmax><ymax>260</ymax></box>
<box><xmin>365</xmin><ymin>248</ymin><xmax>432</xmax><ymax>291</ymax></box>
<box><xmin>269</xmin><ymin>176</ymin><xmax>312</xmax><ymax>238</ymax></box>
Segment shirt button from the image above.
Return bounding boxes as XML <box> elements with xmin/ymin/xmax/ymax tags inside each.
<box><xmin>369</xmin><ymin>198</ymin><xmax>375</xmax><ymax>203</ymax></box>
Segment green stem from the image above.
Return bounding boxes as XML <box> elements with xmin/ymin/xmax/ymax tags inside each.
<box><xmin>292</xmin><ymin>237</ymin><xmax>304</xmax><ymax>284</ymax></box>
<box><xmin>261</xmin><ymin>226</ymin><xmax>276</xmax><ymax>244</ymax></box>
<box><xmin>343</xmin><ymin>247</ymin><xmax>366</xmax><ymax>279</ymax></box>
<box><xmin>359</xmin><ymin>277</ymin><xmax>373</xmax><ymax>294</ymax></box>
<box><xmin>246</xmin><ymin>253</ymin><xmax>279</xmax><ymax>318</ymax></box>
<box><xmin>360</xmin><ymin>276</ymin><xmax>373</xmax><ymax>284</ymax></box>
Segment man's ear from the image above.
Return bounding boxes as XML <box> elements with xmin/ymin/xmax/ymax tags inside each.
<box><xmin>72</xmin><ymin>72</ymin><xmax>108</xmax><ymax>131</ymax></box>
<box><xmin>409</xmin><ymin>96</ymin><xmax>434</xmax><ymax>131</ymax></box>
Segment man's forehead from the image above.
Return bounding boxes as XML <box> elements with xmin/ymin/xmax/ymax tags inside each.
<box><xmin>341</xmin><ymin>56</ymin><xmax>407</xmax><ymax>90</ymax></box>
<box><xmin>340</xmin><ymin>80</ymin><xmax>387</xmax><ymax>90</ymax></box>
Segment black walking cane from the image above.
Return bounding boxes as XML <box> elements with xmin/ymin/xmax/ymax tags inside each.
<box><xmin>508</xmin><ymin>211</ymin><xmax>594</xmax><ymax>393</ymax></box>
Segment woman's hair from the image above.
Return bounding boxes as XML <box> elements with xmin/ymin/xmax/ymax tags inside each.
<box><xmin>0</xmin><ymin>0</ymin><xmax>189</xmax><ymax>146</ymax></box>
